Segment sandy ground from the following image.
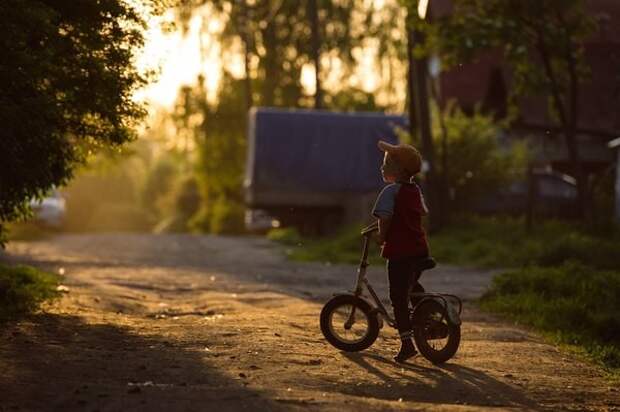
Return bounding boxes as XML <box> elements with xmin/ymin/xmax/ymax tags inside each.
<box><xmin>1</xmin><ymin>234</ymin><xmax>618</xmax><ymax>412</ymax></box>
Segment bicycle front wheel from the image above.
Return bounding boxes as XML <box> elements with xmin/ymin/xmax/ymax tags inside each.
<box><xmin>320</xmin><ymin>295</ymin><xmax>379</xmax><ymax>352</ymax></box>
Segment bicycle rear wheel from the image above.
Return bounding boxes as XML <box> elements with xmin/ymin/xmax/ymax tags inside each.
<box><xmin>320</xmin><ymin>295</ymin><xmax>379</xmax><ymax>352</ymax></box>
<box><xmin>412</xmin><ymin>299</ymin><xmax>460</xmax><ymax>364</ymax></box>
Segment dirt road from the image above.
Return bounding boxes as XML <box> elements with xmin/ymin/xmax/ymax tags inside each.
<box><xmin>1</xmin><ymin>234</ymin><xmax>618</xmax><ymax>411</ymax></box>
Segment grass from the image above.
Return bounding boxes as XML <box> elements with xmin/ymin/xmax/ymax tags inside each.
<box><xmin>430</xmin><ymin>216</ymin><xmax>620</xmax><ymax>271</ymax></box>
<box><xmin>268</xmin><ymin>226</ymin><xmax>384</xmax><ymax>265</ymax></box>
<box><xmin>0</xmin><ymin>264</ymin><xmax>60</xmax><ymax>322</ymax></box>
<box><xmin>480</xmin><ymin>263</ymin><xmax>620</xmax><ymax>373</ymax></box>
<box><xmin>268</xmin><ymin>216</ymin><xmax>620</xmax><ymax>373</ymax></box>
<box><xmin>270</xmin><ymin>216</ymin><xmax>620</xmax><ymax>271</ymax></box>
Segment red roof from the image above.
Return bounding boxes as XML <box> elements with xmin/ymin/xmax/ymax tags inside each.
<box><xmin>438</xmin><ymin>0</ymin><xmax>620</xmax><ymax>137</ymax></box>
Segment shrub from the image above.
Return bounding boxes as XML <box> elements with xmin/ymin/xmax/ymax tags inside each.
<box><xmin>266</xmin><ymin>227</ymin><xmax>303</xmax><ymax>246</ymax></box>
<box><xmin>207</xmin><ymin>197</ymin><xmax>246</xmax><ymax>235</ymax></box>
<box><xmin>0</xmin><ymin>264</ymin><xmax>60</xmax><ymax>321</ymax></box>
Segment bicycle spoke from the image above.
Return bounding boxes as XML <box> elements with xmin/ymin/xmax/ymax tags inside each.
<box><xmin>328</xmin><ymin>304</ymin><xmax>369</xmax><ymax>344</ymax></box>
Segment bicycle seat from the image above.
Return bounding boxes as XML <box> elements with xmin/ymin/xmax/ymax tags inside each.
<box><xmin>413</xmin><ymin>257</ymin><xmax>436</xmax><ymax>272</ymax></box>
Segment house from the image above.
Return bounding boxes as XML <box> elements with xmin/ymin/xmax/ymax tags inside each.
<box><xmin>431</xmin><ymin>0</ymin><xmax>620</xmax><ymax>177</ymax></box>
<box><xmin>244</xmin><ymin>107</ymin><xmax>407</xmax><ymax>234</ymax></box>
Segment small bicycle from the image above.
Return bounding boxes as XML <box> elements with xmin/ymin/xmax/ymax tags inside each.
<box><xmin>320</xmin><ymin>222</ymin><xmax>462</xmax><ymax>364</ymax></box>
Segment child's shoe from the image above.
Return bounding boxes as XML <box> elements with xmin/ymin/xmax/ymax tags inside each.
<box><xmin>394</xmin><ymin>342</ymin><xmax>418</xmax><ymax>363</ymax></box>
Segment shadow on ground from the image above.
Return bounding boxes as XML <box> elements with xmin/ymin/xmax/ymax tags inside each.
<box><xmin>340</xmin><ymin>352</ymin><xmax>540</xmax><ymax>410</ymax></box>
<box><xmin>0</xmin><ymin>313</ymin><xmax>287</xmax><ymax>412</ymax></box>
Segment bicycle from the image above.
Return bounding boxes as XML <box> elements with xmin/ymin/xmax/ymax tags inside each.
<box><xmin>319</xmin><ymin>222</ymin><xmax>462</xmax><ymax>364</ymax></box>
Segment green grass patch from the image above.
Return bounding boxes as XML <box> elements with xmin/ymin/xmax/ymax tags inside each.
<box><xmin>480</xmin><ymin>263</ymin><xmax>620</xmax><ymax>373</ymax></box>
<box><xmin>431</xmin><ymin>215</ymin><xmax>620</xmax><ymax>270</ymax></box>
<box><xmin>0</xmin><ymin>264</ymin><xmax>60</xmax><ymax>322</ymax></box>
<box><xmin>269</xmin><ymin>226</ymin><xmax>384</xmax><ymax>265</ymax></box>
<box><xmin>269</xmin><ymin>216</ymin><xmax>620</xmax><ymax>270</ymax></box>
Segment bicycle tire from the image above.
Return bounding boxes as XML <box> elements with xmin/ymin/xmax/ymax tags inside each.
<box><xmin>320</xmin><ymin>294</ymin><xmax>380</xmax><ymax>352</ymax></box>
<box><xmin>413</xmin><ymin>299</ymin><xmax>461</xmax><ymax>364</ymax></box>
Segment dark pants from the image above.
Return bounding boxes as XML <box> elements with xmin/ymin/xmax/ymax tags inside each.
<box><xmin>387</xmin><ymin>256</ymin><xmax>426</xmax><ymax>337</ymax></box>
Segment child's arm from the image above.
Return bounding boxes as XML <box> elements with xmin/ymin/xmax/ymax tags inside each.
<box><xmin>377</xmin><ymin>216</ymin><xmax>392</xmax><ymax>245</ymax></box>
<box><xmin>372</xmin><ymin>184</ymin><xmax>399</xmax><ymax>245</ymax></box>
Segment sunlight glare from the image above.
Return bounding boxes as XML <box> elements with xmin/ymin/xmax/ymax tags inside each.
<box><xmin>418</xmin><ymin>0</ymin><xmax>429</xmax><ymax>19</ymax></box>
<box><xmin>136</xmin><ymin>6</ymin><xmax>223</xmax><ymax>109</ymax></box>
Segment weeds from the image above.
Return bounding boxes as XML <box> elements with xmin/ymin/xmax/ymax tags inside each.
<box><xmin>0</xmin><ymin>264</ymin><xmax>60</xmax><ymax>321</ymax></box>
<box><xmin>480</xmin><ymin>263</ymin><xmax>620</xmax><ymax>372</ymax></box>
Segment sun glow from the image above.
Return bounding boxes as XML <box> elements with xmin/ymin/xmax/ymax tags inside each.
<box><xmin>136</xmin><ymin>1</ymin><xmax>406</xmax><ymax>111</ymax></box>
<box><xmin>135</xmin><ymin>6</ymin><xmax>223</xmax><ymax>109</ymax></box>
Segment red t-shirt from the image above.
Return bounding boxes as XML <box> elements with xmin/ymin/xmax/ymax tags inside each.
<box><xmin>372</xmin><ymin>182</ymin><xmax>429</xmax><ymax>259</ymax></box>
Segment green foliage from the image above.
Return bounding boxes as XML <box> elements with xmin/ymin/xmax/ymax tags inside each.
<box><xmin>176</xmin><ymin>1</ymin><xmax>403</xmax><ymax>110</ymax></box>
<box><xmin>481</xmin><ymin>264</ymin><xmax>620</xmax><ymax>371</ymax></box>
<box><xmin>431</xmin><ymin>215</ymin><xmax>620</xmax><ymax>270</ymax></box>
<box><xmin>0</xmin><ymin>264</ymin><xmax>60</xmax><ymax>321</ymax></box>
<box><xmin>274</xmin><ymin>215</ymin><xmax>620</xmax><ymax>271</ymax></box>
<box><xmin>266</xmin><ymin>227</ymin><xmax>303</xmax><ymax>246</ymax></box>
<box><xmin>206</xmin><ymin>197</ymin><xmax>246</xmax><ymax>235</ymax></box>
<box><xmin>398</xmin><ymin>104</ymin><xmax>528</xmax><ymax>213</ymax></box>
<box><xmin>171</xmin><ymin>74</ymin><xmax>247</xmax><ymax>234</ymax></box>
<box><xmin>431</xmin><ymin>0</ymin><xmax>595</xmax><ymax>104</ymax></box>
<box><xmin>427</xmin><ymin>0</ymin><xmax>597</xmax><ymax>219</ymax></box>
<box><xmin>434</xmin><ymin>104</ymin><xmax>527</xmax><ymax>210</ymax></box>
<box><xmin>0</xmin><ymin>0</ymin><xmax>156</xmax><ymax>243</ymax></box>
<box><xmin>271</xmin><ymin>225</ymin><xmax>383</xmax><ymax>265</ymax></box>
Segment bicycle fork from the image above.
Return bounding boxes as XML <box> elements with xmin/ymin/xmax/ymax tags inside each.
<box><xmin>344</xmin><ymin>236</ymin><xmax>371</xmax><ymax>329</ymax></box>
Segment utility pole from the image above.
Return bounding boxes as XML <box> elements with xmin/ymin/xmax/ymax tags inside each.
<box><xmin>407</xmin><ymin>3</ymin><xmax>441</xmax><ymax>230</ymax></box>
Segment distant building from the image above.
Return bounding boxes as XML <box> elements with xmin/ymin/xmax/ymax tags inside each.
<box><xmin>244</xmin><ymin>108</ymin><xmax>407</xmax><ymax>234</ymax></box>
<box><xmin>431</xmin><ymin>0</ymin><xmax>620</xmax><ymax>176</ymax></box>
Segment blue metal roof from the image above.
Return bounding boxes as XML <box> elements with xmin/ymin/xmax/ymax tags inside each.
<box><xmin>245</xmin><ymin>107</ymin><xmax>407</xmax><ymax>203</ymax></box>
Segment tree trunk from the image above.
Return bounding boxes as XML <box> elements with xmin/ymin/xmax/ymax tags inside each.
<box><xmin>309</xmin><ymin>0</ymin><xmax>322</xmax><ymax>109</ymax></box>
<box><xmin>565</xmin><ymin>37</ymin><xmax>589</xmax><ymax>220</ymax></box>
<box><xmin>536</xmin><ymin>35</ymin><xmax>587</xmax><ymax>219</ymax></box>
<box><xmin>408</xmin><ymin>21</ymin><xmax>441</xmax><ymax>231</ymax></box>
<box><xmin>240</xmin><ymin>0</ymin><xmax>253</xmax><ymax>112</ymax></box>
<box><xmin>261</xmin><ymin>19</ymin><xmax>277</xmax><ymax>107</ymax></box>
<box><xmin>429</xmin><ymin>76</ymin><xmax>450</xmax><ymax>224</ymax></box>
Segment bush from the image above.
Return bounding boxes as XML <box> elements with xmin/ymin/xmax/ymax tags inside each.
<box><xmin>431</xmin><ymin>215</ymin><xmax>620</xmax><ymax>270</ymax></box>
<box><xmin>0</xmin><ymin>264</ymin><xmax>60</xmax><ymax>321</ymax></box>
<box><xmin>481</xmin><ymin>263</ymin><xmax>620</xmax><ymax>371</ymax></box>
<box><xmin>266</xmin><ymin>227</ymin><xmax>303</xmax><ymax>246</ymax></box>
<box><xmin>190</xmin><ymin>193</ymin><xmax>246</xmax><ymax>237</ymax></box>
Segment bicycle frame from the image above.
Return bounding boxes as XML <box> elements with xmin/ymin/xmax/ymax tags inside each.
<box><xmin>344</xmin><ymin>224</ymin><xmax>463</xmax><ymax>330</ymax></box>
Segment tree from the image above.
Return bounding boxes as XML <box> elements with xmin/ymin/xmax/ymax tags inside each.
<box><xmin>0</xmin><ymin>0</ymin><xmax>156</xmax><ymax>243</ymax></box>
<box><xmin>176</xmin><ymin>0</ymin><xmax>398</xmax><ymax>110</ymax></box>
<box><xmin>431</xmin><ymin>0</ymin><xmax>596</xmax><ymax>218</ymax></box>
<box><xmin>170</xmin><ymin>1</ymin><xmax>402</xmax><ymax>232</ymax></box>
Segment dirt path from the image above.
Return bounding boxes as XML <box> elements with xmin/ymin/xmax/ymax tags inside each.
<box><xmin>1</xmin><ymin>234</ymin><xmax>618</xmax><ymax>411</ymax></box>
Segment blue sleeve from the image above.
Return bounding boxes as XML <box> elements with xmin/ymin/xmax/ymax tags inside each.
<box><xmin>372</xmin><ymin>183</ymin><xmax>401</xmax><ymax>218</ymax></box>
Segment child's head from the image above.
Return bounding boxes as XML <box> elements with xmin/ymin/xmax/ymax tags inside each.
<box><xmin>378</xmin><ymin>140</ymin><xmax>422</xmax><ymax>183</ymax></box>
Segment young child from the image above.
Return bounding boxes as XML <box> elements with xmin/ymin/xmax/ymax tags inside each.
<box><xmin>371</xmin><ymin>140</ymin><xmax>429</xmax><ymax>363</ymax></box>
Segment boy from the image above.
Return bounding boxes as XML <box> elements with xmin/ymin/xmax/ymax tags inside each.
<box><xmin>371</xmin><ymin>140</ymin><xmax>429</xmax><ymax>363</ymax></box>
